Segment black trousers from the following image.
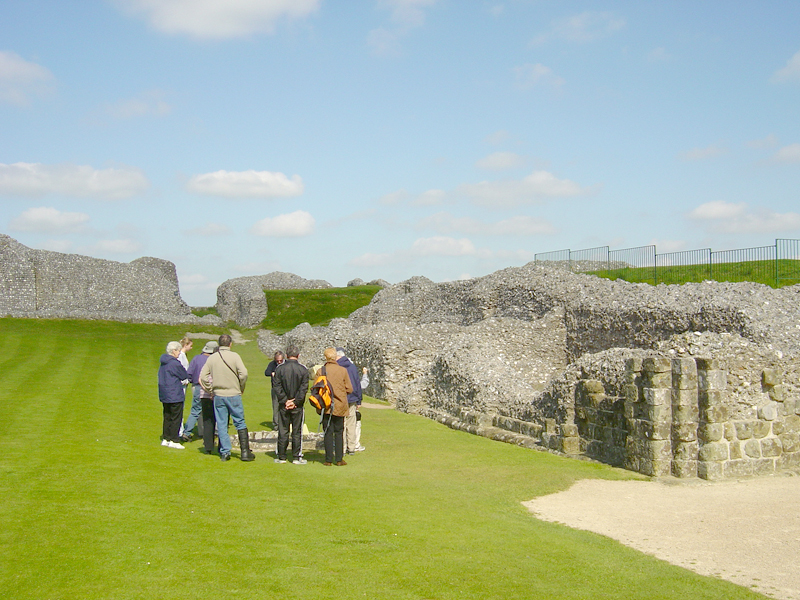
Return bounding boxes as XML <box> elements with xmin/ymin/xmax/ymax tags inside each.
<box><xmin>162</xmin><ymin>402</ymin><xmax>184</xmax><ymax>442</ymax></box>
<box><xmin>201</xmin><ymin>397</ymin><xmax>216</xmax><ymax>453</ymax></box>
<box><xmin>322</xmin><ymin>413</ymin><xmax>345</xmax><ymax>463</ymax></box>
<box><xmin>277</xmin><ymin>405</ymin><xmax>305</xmax><ymax>460</ymax></box>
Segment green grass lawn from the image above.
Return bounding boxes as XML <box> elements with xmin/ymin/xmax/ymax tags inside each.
<box><xmin>263</xmin><ymin>286</ymin><xmax>381</xmax><ymax>332</ymax></box>
<box><xmin>593</xmin><ymin>258</ymin><xmax>800</xmax><ymax>287</ymax></box>
<box><xmin>0</xmin><ymin>318</ymin><xmax>767</xmax><ymax>599</ymax></box>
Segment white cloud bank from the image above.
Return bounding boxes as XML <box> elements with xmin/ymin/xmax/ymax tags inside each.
<box><xmin>9</xmin><ymin>207</ymin><xmax>90</xmax><ymax>233</ymax></box>
<box><xmin>678</xmin><ymin>145</ymin><xmax>726</xmax><ymax>161</ymax></box>
<box><xmin>350</xmin><ymin>235</ymin><xmax>534</xmax><ymax>268</ymax></box>
<box><xmin>368</xmin><ymin>0</ymin><xmax>439</xmax><ymax>56</ymax></box>
<box><xmin>251</xmin><ymin>210</ymin><xmax>315</xmax><ymax>237</ymax></box>
<box><xmin>106</xmin><ymin>89</ymin><xmax>171</xmax><ymax>119</ymax></box>
<box><xmin>771</xmin><ymin>143</ymin><xmax>800</xmax><ymax>164</ymax></box>
<box><xmin>0</xmin><ymin>162</ymin><xmax>149</xmax><ymax>199</ymax></box>
<box><xmin>459</xmin><ymin>170</ymin><xmax>590</xmax><ymax>207</ymax></box>
<box><xmin>771</xmin><ymin>50</ymin><xmax>800</xmax><ymax>83</ymax></box>
<box><xmin>687</xmin><ymin>200</ymin><xmax>800</xmax><ymax>234</ymax></box>
<box><xmin>417</xmin><ymin>212</ymin><xmax>556</xmax><ymax>236</ymax></box>
<box><xmin>513</xmin><ymin>63</ymin><xmax>564</xmax><ymax>90</ymax></box>
<box><xmin>0</xmin><ymin>50</ymin><xmax>54</xmax><ymax>106</ymax></box>
<box><xmin>532</xmin><ymin>11</ymin><xmax>625</xmax><ymax>45</ymax></box>
<box><xmin>115</xmin><ymin>0</ymin><xmax>321</xmax><ymax>39</ymax></box>
<box><xmin>475</xmin><ymin>151</ymin><xmax>525</xmax><ymax>171</ymax></box>
<box><xmin>186</xmin><ymin>169</ymin><xmax>304</xmax><ymax>198</ymax></box>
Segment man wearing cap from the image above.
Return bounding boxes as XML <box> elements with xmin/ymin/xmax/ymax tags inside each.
<box><xmin>199</xmin><ymin>334</ymin><xmax>255</xmax><ymax>462</ymax></box>
<box><xmin>184</xmin><ymin>340</ymin><xmax>218</xmax><ymax>453</ymax></box>
<box><xmin>272</xmin><ymin>345</ymin><xmax>309</xmax><ymax>464</ymax></box>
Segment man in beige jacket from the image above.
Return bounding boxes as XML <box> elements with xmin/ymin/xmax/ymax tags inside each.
<box><xmin>199</xmin><ymin>334</ymin><xmax>255</xmax><ymax>462</ymax></box>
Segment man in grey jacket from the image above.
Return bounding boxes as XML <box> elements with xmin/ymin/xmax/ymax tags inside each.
<box><xmin>199</xmin><ymin>334</ymin><xmax>255</xmax><ymax>462</ymax></box>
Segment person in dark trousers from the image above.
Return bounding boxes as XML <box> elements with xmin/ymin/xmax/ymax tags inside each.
<box><xmin>320</xmin><ymin>347</ymin><xmax>353</xmax><ymax>466</ymax></box>
<box><xmin>264</xmin><ymin>350</ymin><xmax>285</xmax><ymax>430</ymax></box>
<box><xmin>158</xmin><ymin>341</ymin><xmax>190</xmax><ymax>449</ymax></box>
<box><xmin>272</xmin><ymin>345</ymin><xmax>309</xmax><ymax>464</ymax></box>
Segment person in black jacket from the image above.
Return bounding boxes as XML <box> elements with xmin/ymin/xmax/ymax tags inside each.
<box><xmin>272</xmin><ymin>345</ymin><xmax>309</xmax><ymax>464</ymax></box>
<box><xmin>264</xmin><ymin>350</ymin><xmax>285</xmax><ymax>430</ymax></box>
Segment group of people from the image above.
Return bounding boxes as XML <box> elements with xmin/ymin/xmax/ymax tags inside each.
<box><xmin>157</xmin><ymin>336</ymin><xmax>369</xmax><ymax>466</ymax></box>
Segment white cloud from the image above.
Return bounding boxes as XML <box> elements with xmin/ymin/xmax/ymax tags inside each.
<box><xmin>688</xmin><ymin>201</ymin><xmax>800</xmax><ymax>234</ymax></box>
<box><xmin>0</xmin><ymin>51</ymin><xmax>54</xmax><ymax>106</ymax></box>
<box><xmin>41</xmin><ymin>239</ymin><xmax>74</xmax><ymax>253</ymax></box>
<box><xmin>771</xmin><ymin>50</ymin><xmax>800</xmax><ymax>83</ymax></box>
<box><xmin>380</xmin><ymin>0</ymin><xmax>438</xmax><ymax>27</ymax></box>
<box><xmin>106</xmin><ymin>89</ymin><xmax>171</xmax><ymax>119</ymax></box>
<box><xmin>250</xmin><ymin>210</ymin><xmax>315</xmax><ymax>237</ymax></box>
<box><xmin>417</xmin><ymin>211</ymin><xmax>556</xmax><ymax>236</ymax></box>
<box><xmin>771</xmin><ymin>143</ymin><xmax>800</xmax><ymax>164</ymax></box>
<box><xmin>184</xmin><ymin>222</ymin><xmax>232</xmax><ymax>236</ymax></box>
<box><xmin>378</xmin><ymin>189</ymin><xmax>410</xmax><ymax>205</ymax></box>
<box><xmin>233</xmin><ymin>260</ymin><xmax>282</xmax><ymax>274</ymax></box>
<box><xmin>647</xmin><ymin>47</ymin><xmax>670</xmax><ymax>63</ymax></box>
<box><xmin>89</xmin><ymin>239</ymin><xmax>142</xmax><ymax>254</ymax></box>
<box><xmin>747</xmin><ymin>134</ymin><xmax>779</xmax><ymax>150</ymax></box>
<box><xmin>532</xmin><ymin>11</ymin><xmax>625</xmax><ymax>45</ymax></box>
<box><xmin>0</xmin><ymin>162</ymin><xmax>149</xmax><ymax>199</ymax></box>
<box><xmin>410</xmin><ymin>236</ymin><xmax>476</xmax><ymax>257</ymax></box>
<box><xmin>513</xmin><ymin>63</ymin><xmax>564</xmax><ymax>90</ymax></box>
<box><xmin>369</xmin><ymin>0</ymin><xmax>438</xmax><ymax>56</ymax></box>
<box><xmin>484</xmin><ymin>130</ymin><xmax>511</xmax><ymax>146</ymax></box>
<box><xmin>115</xmin><ymin>0</ymin><xmax>320</xmax><ymax>39</ymax></box>
<box><xmin>678</xmin><ymin>145</ymin><xmax>726</xmax><ymax>161</ymax></box>
<box><xmin>178</xmin><ymin>273</ymin><xmax>220</xmax><ymax>293</ymax></box>
<box><xmin>367</xmin><ymin>28</ymin><xmax>402</xmax><ymax>56</ymax></box>
<box><xmin>459</xmin><ymin>170</ymin><xmax>590</xmax><ymax>207</ymax></box>
<box><xmin>413</xmin><ymin>189</ymin><xmax>447</xmax><ymax>206</ymax></box>
<box><xmin>9</xmin><ymin>207</ymin><xmax>90</xmax><ymax>233</ymax></box>
<box><xmin>349</xmin><ymin>252</ymin><xmax>393</xmax><ymax>268</ymax></box>
<box><xmin>475</xmin><ymin>151</ymin><xmax>525</xmax><ymax>171</ymax></box>
<box><xmin>186</xmin><ymin>169</ymin><xmax>303</xmax><ymax>198</ymax></box>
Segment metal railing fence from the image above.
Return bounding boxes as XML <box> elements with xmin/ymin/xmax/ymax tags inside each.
<box><xmin>533</xmin><ymin>239</ymin><xmax>800</xmax><ymax>288</ymax></box>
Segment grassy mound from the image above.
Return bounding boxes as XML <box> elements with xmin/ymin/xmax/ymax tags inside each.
<box><xmin>262</xmin><ymin>285</ymin><xmax>381</xmax><ymax>332</ymax></box>
<box><xmin>0</xmin><ymin>318</ymin><xmax>764</xmax><ymax>599</ymax></box>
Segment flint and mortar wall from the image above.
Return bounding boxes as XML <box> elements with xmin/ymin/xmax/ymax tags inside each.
<box><xmin>0</xmin><ymin>234</ymin><xmax>214</xmax><ymax>324</ymax></box>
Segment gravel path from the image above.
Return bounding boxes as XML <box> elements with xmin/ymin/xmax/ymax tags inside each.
<box><xmin>524</xmin><ymin>475</ymin><xmax>800</xmax><ymax>600</ymax></box>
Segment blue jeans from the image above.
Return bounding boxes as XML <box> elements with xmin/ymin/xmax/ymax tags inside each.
<box><xmin>183</xmin><ymin>385</ymin><xmax>203</xmax><ymax>435</ymax></box>
<box><xmin>214</xmin><ymin>395</ymin><xmax>246</xmax><ymax>456</ymax></box>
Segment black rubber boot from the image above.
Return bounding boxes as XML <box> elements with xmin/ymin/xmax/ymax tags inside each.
<box><xmin>238</xmin><ymin>428</ymin><xmax>255</xmax><ymax>462</ymax></box>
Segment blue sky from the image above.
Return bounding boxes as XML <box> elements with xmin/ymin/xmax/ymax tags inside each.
<box><xmin>2</xmin><ymin>0</ymin><xmax>799</xmax><ymax>306</ymax></box>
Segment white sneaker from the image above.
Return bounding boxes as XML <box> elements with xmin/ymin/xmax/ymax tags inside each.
<box><xmin>292</xmin><ymin>458</ymin><xmax>307</xmax><ymax>465</ymax></box>
<box><xmin>167</xmin><ymin>441</ymin><xmax>185</xmax><ymax>449</ymax></box>
<box><xmin>161</xmin><ymin>439</ymin><xmax>169</xmax><ymax>446</ymax></box>
<box><xmin>354</xmin><ymin>445</ymin><xmax>366</xmax><ymax>452</ymax></box>
<box><xmin>274</xmin><ymin>458</ymin><xmax>287</xmax><ymax>464</ymax></box>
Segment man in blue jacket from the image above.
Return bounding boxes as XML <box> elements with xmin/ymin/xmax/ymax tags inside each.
<box><xmin>336</xmin><ymin>347</ymin><xmax>365</xmax><ymax>455</ymax></box>
<box><xmin>158</xmin><ymin>340</ymin><xmax>190</xmax><ymax>449</ymax></box>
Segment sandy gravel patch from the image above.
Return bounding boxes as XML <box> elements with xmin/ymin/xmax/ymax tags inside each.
<box><xmin>524</xmin><ymin>475</ymin><xmax>800</xmax><ymax>600</ymax></box>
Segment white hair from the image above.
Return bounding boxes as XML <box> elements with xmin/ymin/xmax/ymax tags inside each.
<box><xmin>336</xmin><ymin>349</ymin><xmax>345</xmax><ymax>358</ymax></box>
<box><xmin>166</xmin><ymin>341</ymin><xmax>182</xmax><ymax>354</ymax></box>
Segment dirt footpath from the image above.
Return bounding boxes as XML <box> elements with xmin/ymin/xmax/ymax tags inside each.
<box><xmin>524</xmin><ymin>475</ymin><xmax>800</xmax><ymax>600</ymax></box>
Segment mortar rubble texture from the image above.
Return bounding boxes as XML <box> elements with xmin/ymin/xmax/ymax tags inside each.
<box><xmin>0</xmin><ymin>234</ymin><xmax>222</xmax><ymax>326</ymax></box>
<box><xmin>258</xmin><ymin>262</ymin><xmax>800</xmax><ymax>479</ymax></box>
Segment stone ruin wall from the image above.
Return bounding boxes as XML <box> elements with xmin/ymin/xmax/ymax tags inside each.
<box><xmin>0</xmin><ymin>234</ymin><xmax>221</xmax><ymax>326</ymax></box>
<box><xmin>258</xmin><ymin>262</ymin><xmax>800</xmax><ymax>480</ymax></box>
<box><xmin>215</xmin><ymin>273</ymin><xmax>333</xmax><ymax>329</ymax></box>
